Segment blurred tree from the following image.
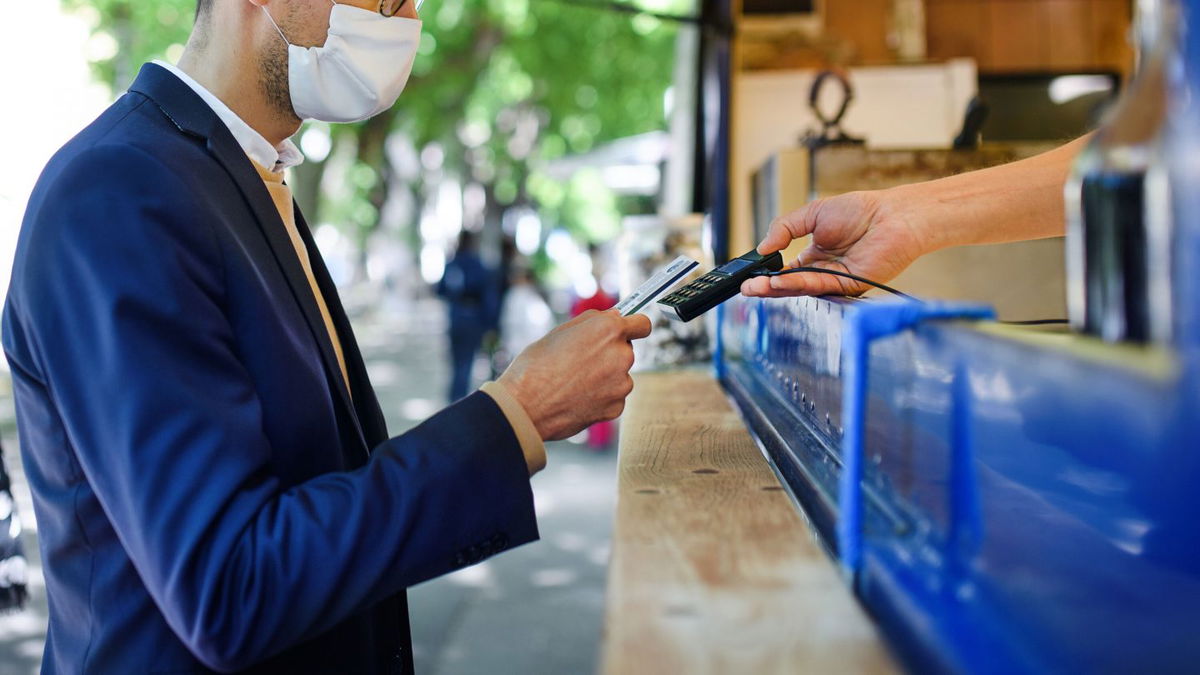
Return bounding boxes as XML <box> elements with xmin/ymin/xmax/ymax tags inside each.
<box><xmin>65</xmin><ymin>0</ymin><xmax>692</xmax><ymax>276</ymax></box>
<box><xmin>62</xmin><ymin>0</ymin><xmax>195</xmax><ymax>87</ymax></box>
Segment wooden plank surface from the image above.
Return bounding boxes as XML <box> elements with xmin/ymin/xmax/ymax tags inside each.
<box><xmin>925</xmin><ymin>0</ymin><xmax>1131</xmax><ymax>76</ymax></box>
<box><xmin>602</xmin><ymin>370</ymin><xmax>896</xmax><ymax>675</ymax></box>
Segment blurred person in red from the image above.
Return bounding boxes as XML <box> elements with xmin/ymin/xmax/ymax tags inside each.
<box><xmin>570</xmin><ymin>245</ymin><xmax>619</xmax><ymax>449</ymax></box>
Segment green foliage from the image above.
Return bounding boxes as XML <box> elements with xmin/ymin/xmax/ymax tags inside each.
<box><xmin>66</xmin><ymin>0</ymin><xmax>692</xmax><ymax>257</ymax></box>
<box><xmin>405</xmin><ymin>0</ymin><xmax>685</xmax><ymax>168</ymax></box>
<box><xmin>64</xmin><ymin>0</ymin><xmax>195</xmax><ymax>89</ymax></box>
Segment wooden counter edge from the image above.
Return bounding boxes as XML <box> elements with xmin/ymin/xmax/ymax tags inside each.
<box><xmin>601</xmin><ymin>369</ymin><xmax>897</xmax><ymax>675</ymax></box>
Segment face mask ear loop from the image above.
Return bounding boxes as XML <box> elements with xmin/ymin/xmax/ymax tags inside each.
<box><xmin>260</xmin><ymin>5</ymin><xmax>291</xmax><ymax>45</ymax></box>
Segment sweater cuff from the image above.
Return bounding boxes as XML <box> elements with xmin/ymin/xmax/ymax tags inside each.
<box><xmin>480</xmin><ymin>381</ymin><xmax>548</xmax><ymax>476</ymax></box>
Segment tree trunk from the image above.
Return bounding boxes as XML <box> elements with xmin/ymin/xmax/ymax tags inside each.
<box><xmin>291</xmin><ymin>156</ymin><xmax>327</xmax><ymax>225</ymax></box>
<box><xmin>352</xmin><ymin>109</ymin><xmax>400</xmax><ymax>283</ymax></box>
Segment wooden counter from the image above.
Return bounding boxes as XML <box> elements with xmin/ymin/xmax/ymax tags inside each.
<box><xmin>602</xmin><ymin>369</ymin><xmax>897</xmax><ymax>674</ymax></box>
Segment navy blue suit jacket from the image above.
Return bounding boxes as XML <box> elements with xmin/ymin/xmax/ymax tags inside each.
<box><xmin>2</xmin><ymin>64</ymin><xmax>538</xmax><ymax>673</ymax></box>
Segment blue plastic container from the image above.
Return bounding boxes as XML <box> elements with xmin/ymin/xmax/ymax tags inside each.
<box><xmin>715</xmin><ymin>4</ymin><xmax>1200</xmax><ymax>670</ymax></box>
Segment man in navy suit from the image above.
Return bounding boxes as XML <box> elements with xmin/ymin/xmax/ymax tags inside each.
<box><xmin>1</xmin><ymin>0</ymin><xmax>650</xmax><ymax>672</ymax></box>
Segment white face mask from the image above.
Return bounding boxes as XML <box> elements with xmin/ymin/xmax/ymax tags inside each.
<box><xmin>262</xmin><ymin>1</ymin><xmax>422</xmax><ymax>123</ymax></box>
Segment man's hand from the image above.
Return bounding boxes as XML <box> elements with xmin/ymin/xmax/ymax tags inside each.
<box><xmin>498</xmin><ymin>310</ymin><xmax>652</xmax><ymax>441</ymax></box>
<box><xmin>740</xmin><ymin>190</ymin><xmax>934</xmax><ymax>298</ymax></box>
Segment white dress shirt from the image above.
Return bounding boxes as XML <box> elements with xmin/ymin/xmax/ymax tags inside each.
<box><xmin>152</xmin><ymin>60</ymin><xmax>304</xmax><ymax>173</ymax></box>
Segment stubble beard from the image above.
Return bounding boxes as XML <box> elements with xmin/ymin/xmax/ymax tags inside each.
<box><xmin>259</xmin><ymin>34</ymin><xmax>301</xmax><ymax>126</ymax></box>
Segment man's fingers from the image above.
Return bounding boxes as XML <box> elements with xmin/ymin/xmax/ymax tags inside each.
<box><xmin>619</xmin><ymin>312</ymin><xmax>652</xmax><ymax>340</ymax></box>
<box><xmin>740</xmin><ymin>276</ymin><xmax>775</xmax><ymax>296</ymax></box>
<box><xmin>739</xmin><ymin>265</ymin><xmax>867</xmax><ymax>298</ymax></box>
<box><xmin>756</xmin><ymin>202</ymin><xmax>820</xmax><ymax>255</ymax></box>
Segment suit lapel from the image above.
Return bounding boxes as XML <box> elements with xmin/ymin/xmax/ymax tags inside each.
<box><xmin>129</xmin><ymin>64</ymin><xmax>370</xmax><ymax>459</ymax></box>
<box><xmin>206</xmin><ymin>132</ymin><xmax>369</xmax><ymax>453</ymax></box>
<box><xmin>294</xmin><ymin>210</ymin><xmax>391</xmax><ymax>448</ymax></box>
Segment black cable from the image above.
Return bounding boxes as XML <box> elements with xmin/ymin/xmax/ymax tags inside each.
<box><xmin>755</xmin><ymin>267</ymin><xmax>918</xmax><ymax>301</ymax></box>
<box><xmin>996</xmin><ymin>319</ymin><xmax>1070</xmax><ymax>326</ymax></box>
<box><xmin>753</xmin><ymin>267</ymin><xmax>1069</xmax><ymax>326</ymax></box>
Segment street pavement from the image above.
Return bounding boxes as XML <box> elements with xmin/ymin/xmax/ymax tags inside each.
<box><xmin>0</xmin><ymin>295</ymin><xmax>619</xmax><ymax>675</ymax></box>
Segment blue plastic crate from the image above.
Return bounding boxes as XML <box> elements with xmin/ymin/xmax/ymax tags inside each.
<box><xmin>716</xmin><ymin>294</ymin><xmax>1200</xmax><ymax>674</ymax></box>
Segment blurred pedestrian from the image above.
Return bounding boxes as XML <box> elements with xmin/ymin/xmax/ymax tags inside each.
<box><xmin>571</xmin><ymin>247</ymin><xmax>619</xmax><ymax>450</ymax></box>
<box><xmin>499</xmin><ymin>265</ymin><xmax>555</xmax><ymax>371</ymax></box>
<box><xmin>437</xmin><ymin>230</ymin><xmax>496</xmax><ymax>401</ymax></box>
<box><xmin>484</xmin><ymin>236</ymin><xmax>519</xmax><ymax>378</ymax></box>
<box><xmin>0</xmin><ymin>440</ymin><xmax>27</xmax><ymax>613</ymax></box>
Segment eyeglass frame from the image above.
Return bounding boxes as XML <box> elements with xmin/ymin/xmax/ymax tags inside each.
<box><xmin>378</xmin><ymin>0</ymin><xmax>423</xmax><ymax>17</ymax></box>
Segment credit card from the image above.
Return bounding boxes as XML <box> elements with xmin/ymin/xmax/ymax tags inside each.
<box><xmin>616</xmin><ymin>255</ymin><xmax>699</xmax><ymax>317</ymax></box>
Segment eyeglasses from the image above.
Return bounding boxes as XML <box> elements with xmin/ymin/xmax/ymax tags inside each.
<box><xmin>378</xmin><ymin>0</ymin><xmax>423</xmax><ymax>17</ymax></box>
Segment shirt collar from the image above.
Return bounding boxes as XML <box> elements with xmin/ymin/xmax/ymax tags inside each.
<box><xmin>152</xmin><ymin>60</ymin><xmax>304</xmax><ymax>173</ymax></box>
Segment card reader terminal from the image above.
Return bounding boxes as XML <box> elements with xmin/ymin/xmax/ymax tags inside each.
<box><xmin>657</xmin><ymin>249</ymin><xmax>784</xmax><ymax>322</ymax></box>
<box><xmin>615</xmin><ymin>255</ymin><xmax>699</xmax><ymax>317</ymax></box>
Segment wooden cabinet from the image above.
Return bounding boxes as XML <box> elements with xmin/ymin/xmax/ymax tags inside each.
<box><xmin>823</xmin><ymin>0</ymin><xmax>895</xmax><ymax>63</ymax></box>
<box><xmin>735</xmin><ymin>1</ymin><xmax>1130</xmax><ymax>74</ymax></box>
<box><xmin>925</xmin><ymin>1</ymin><xmax>990</xmax><ymax>63</ymax></box>
<box><xmin>926</xmin><ymin>0</ymin><xmax>1132</xmax><ymax>74</ymax></box>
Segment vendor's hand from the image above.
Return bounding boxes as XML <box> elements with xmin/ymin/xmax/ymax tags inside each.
<box><xmin>498</xmin><ymin>310</ymin><xmax>652</xmax><ymax>441</ymax></box>
<box><xmin>740</xmin><ymin>190</ymin><xmax>933</xmax><ymax>297</ymax></box>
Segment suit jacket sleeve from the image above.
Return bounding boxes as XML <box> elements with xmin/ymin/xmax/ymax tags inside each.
<box><xmin>8</xmin><ymin>144</ymin><xmax>539</xmax><ymax>671</ymax></box>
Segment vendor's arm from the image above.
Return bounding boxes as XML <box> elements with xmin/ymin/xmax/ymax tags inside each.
<box><xmin>742</xmin><ymin>134</ymin><xmax>1090</xmax><ymax>297</ymax></box>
